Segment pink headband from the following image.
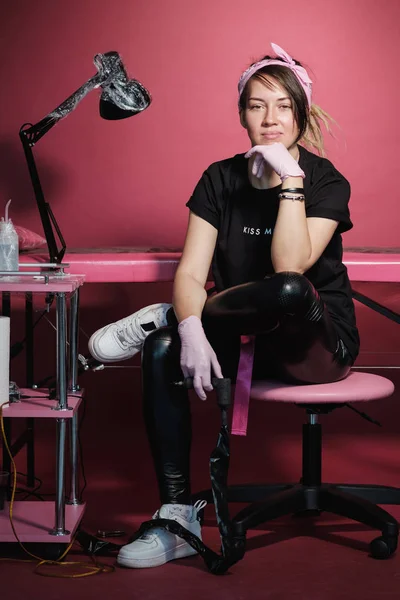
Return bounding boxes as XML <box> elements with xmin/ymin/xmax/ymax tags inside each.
<box><xmin>238</xmin><ymin>43</ymin><xmax>312</xmax><ymax>107</ymax></box>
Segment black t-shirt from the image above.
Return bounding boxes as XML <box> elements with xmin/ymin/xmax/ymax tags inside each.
<box><xmin>186</xmin><ymin>145</ymin><xmax>360</xmax><ymax>361</ymax></box>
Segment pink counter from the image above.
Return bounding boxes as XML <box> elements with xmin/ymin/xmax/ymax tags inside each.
<box><xmin>21</xmin><ymin>247</ymin><xmax>400</xmax><ymax>284</ymax></box>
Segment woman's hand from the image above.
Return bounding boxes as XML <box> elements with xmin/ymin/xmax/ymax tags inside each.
<box><xmin>245</xmin><ymin>143</ymin><xmax>305</xmax><ymax>180</ymax></box>
<box><xmin>178</xmin><ymin>315</ymin><xmax>223</xmax><ymax>400</ymax></box>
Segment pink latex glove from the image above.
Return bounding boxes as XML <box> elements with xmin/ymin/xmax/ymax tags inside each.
<box><xmin>245</xmin><ymin>143</ymin><xmax>305</xmax><ymax>181</ymax></box>
<box><xmin>178</xmin><ymin>315</ymin><xmax>223</xmax><ymax>400</ymax></box>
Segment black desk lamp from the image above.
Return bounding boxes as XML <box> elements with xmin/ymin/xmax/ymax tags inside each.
<box><xmin>19</xmin><ymin>51</ymin><xmax>151</xmax><ymax>264</ymax></box>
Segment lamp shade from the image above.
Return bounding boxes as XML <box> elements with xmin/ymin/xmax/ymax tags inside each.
<box><xmin>99</xmin><ymin>80</ymin><xmax>151</xmax><ymax>120</ymax></box>
<box><xmin>97</xmin><ymin>52</ymin><xmax>151</xmax><ymax>120</ymax></box>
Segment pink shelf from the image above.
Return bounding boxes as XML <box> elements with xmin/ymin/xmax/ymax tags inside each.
<box><xmin>1</xmin><ymin>389</ymin><xmax>83</xmax><ymax>418</ymax></box>
<box><xmin>0</xmin><ymin>274</ymin><xmax>85</xmax><ymax>292</ymax></box>
<box><xmin>0</xmin><ymin>501</ymin><xmax>85</xmax><ymax>542</ymax></box>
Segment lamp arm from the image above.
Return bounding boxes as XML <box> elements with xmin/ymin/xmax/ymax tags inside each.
<box><xmin>19</xmin><ymin>71</ymin><xmax>104</xmax><ymax>144</ymax></box>
<box><xmin>18</xmin><ymin>71</ymin><xmax>106</xmax><ymax>264</ymax></box>
<box><xmin>19</xmin><ymin>137</ymin><xmax>66</xmax><ymax>264</ymax></box>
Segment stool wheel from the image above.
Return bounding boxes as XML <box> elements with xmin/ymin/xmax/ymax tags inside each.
<box><xmin>370</xmin><ymin>536</ymin><xmax>398</xmax><ymax>560</ymax></box>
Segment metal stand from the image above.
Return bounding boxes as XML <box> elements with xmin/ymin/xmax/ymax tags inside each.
<box><xmin>0</xmin><ymin>273</ymin><xmax>85</xmax><ymax>543</ymax></box>
<box><xmin>67</xmin><ymin>288</ymin><xmax>82</xmax><ymax>507</ymax></box>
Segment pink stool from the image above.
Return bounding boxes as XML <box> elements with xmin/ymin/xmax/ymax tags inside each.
<box><xmin>194</xmin><ymin>372</ymin><xmax>400</xmax><ymax>559</ymax></box>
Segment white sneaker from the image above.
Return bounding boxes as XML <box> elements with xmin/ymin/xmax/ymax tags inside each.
<box><xmin>88</xmin><ymin>303</ymin><xmax>172</xmax><ymax>363</ymax></box>
<box><xmin>117</xmin><ymin>500</ymin><xmax>207</xmax><ymax>569</ymax></box>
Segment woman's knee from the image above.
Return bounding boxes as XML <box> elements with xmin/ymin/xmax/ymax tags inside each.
<box><xmin>270</xmin><ymin>271</ymin><xmax>320</xmax><ymax>314</ymax></box>
<box><xmin>142</xmin><ymin>326</ymin><xmax>178</xmax><ymax>364</ymax></box>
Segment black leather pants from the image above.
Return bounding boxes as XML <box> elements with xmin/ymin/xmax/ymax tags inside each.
<box><xmin>141</xmin><ymin>272</ymin><xmax>353</xmax><ymax>505</ymax></box>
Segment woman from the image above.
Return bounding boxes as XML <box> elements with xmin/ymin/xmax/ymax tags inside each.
<box><xmin>89</xmin><ymin>43</ymin><xmax>359</xmax><ymax>569</ymax></box>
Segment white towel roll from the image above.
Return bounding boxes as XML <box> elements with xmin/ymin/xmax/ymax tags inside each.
<box><xmin>0</xmin><ymin>316</ymin><xmax>10</xmax><ymax>407</ymax></box>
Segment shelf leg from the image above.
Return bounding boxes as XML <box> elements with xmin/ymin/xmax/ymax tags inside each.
<box><xmin>50</xmin><ymin>418</ymin><xmax>70</xmax><ymax>536</ymax></box>
<box><xmin>55</xmin><ymin>292</ymin><xmax>68</xmax><ymax>411</ymax></box>
<box><xmin>67</xmin><ymin>413</ymin><xmax>81</xmax><ymax>506</ymax></box>
<box><xmin>50</xmin><ymin>291</ymin><xmax>71</xmax><ymax>535</ymax></box>
<box><xmin>66</xmin><ymin>288</ymin><xmax>82</xmax><ymax>505</ymax></box>
<box><xmin>68</xmin><ymin>288</ymin><xmax>80</xmax><ymax>393</ymax></box>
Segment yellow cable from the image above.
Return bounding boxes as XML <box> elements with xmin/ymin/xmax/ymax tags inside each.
<box><xmin>0</xmin><ymin>402</ymin><xmax>114</xmax><ymax>577</ymax></box>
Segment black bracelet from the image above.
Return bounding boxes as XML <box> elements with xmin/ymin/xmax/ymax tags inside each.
<box><xmin>278</xmin><ymin>193</ymin><xmax>305</xmax><ymax>201</ymax></box>
<box><xmin>280</xmin><ymin>187</ymin><xmax>304</xmax><ymax>194</ymax></box>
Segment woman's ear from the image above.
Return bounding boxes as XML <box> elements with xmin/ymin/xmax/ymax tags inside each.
<box><xmin>239</xmin><ymin>109</ymin><xmax>247</xmax><ymax>129</ymax></box>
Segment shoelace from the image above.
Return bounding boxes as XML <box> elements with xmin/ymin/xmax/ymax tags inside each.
<box><xmin>116</xmin><ymin>306</ymin><xmax>168</xmax><ymax>348</ymax></box>
<box><xmin>115</xmin><ymin>317</ymin><xmax>143</xmax><ymax>347</ymax></box>
<box><xmin>140</xmin><ymin>500</ymin><xmax>207</xmax><ymax>541</ymax></box>
<box><xmin>193</xmin><ymin>499</ymin><xmax>207</xmax><ymax>512</ymax></box>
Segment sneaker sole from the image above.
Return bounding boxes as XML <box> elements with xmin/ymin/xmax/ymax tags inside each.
<box><xmin>117</xmin><ymin>542</ymin><xmax>198</xmax><ymax>569</ymax></box>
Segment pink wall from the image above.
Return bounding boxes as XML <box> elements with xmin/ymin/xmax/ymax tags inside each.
<box><xmin>1</xmin><ymin>0</ymin><xmax>400</xmax><ymax>248</ymax></box>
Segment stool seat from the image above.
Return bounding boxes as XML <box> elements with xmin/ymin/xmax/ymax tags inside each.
<box><xmin>250</xmin><ymin>371</ymin><xmax>395</xmax><ymax>404</ymax></box>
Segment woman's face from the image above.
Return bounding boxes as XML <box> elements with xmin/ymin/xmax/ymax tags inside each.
<box><xmin>240</xmin><ymin>77</ymin><xmax>300</xmax><ymax>151</ymax></box>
